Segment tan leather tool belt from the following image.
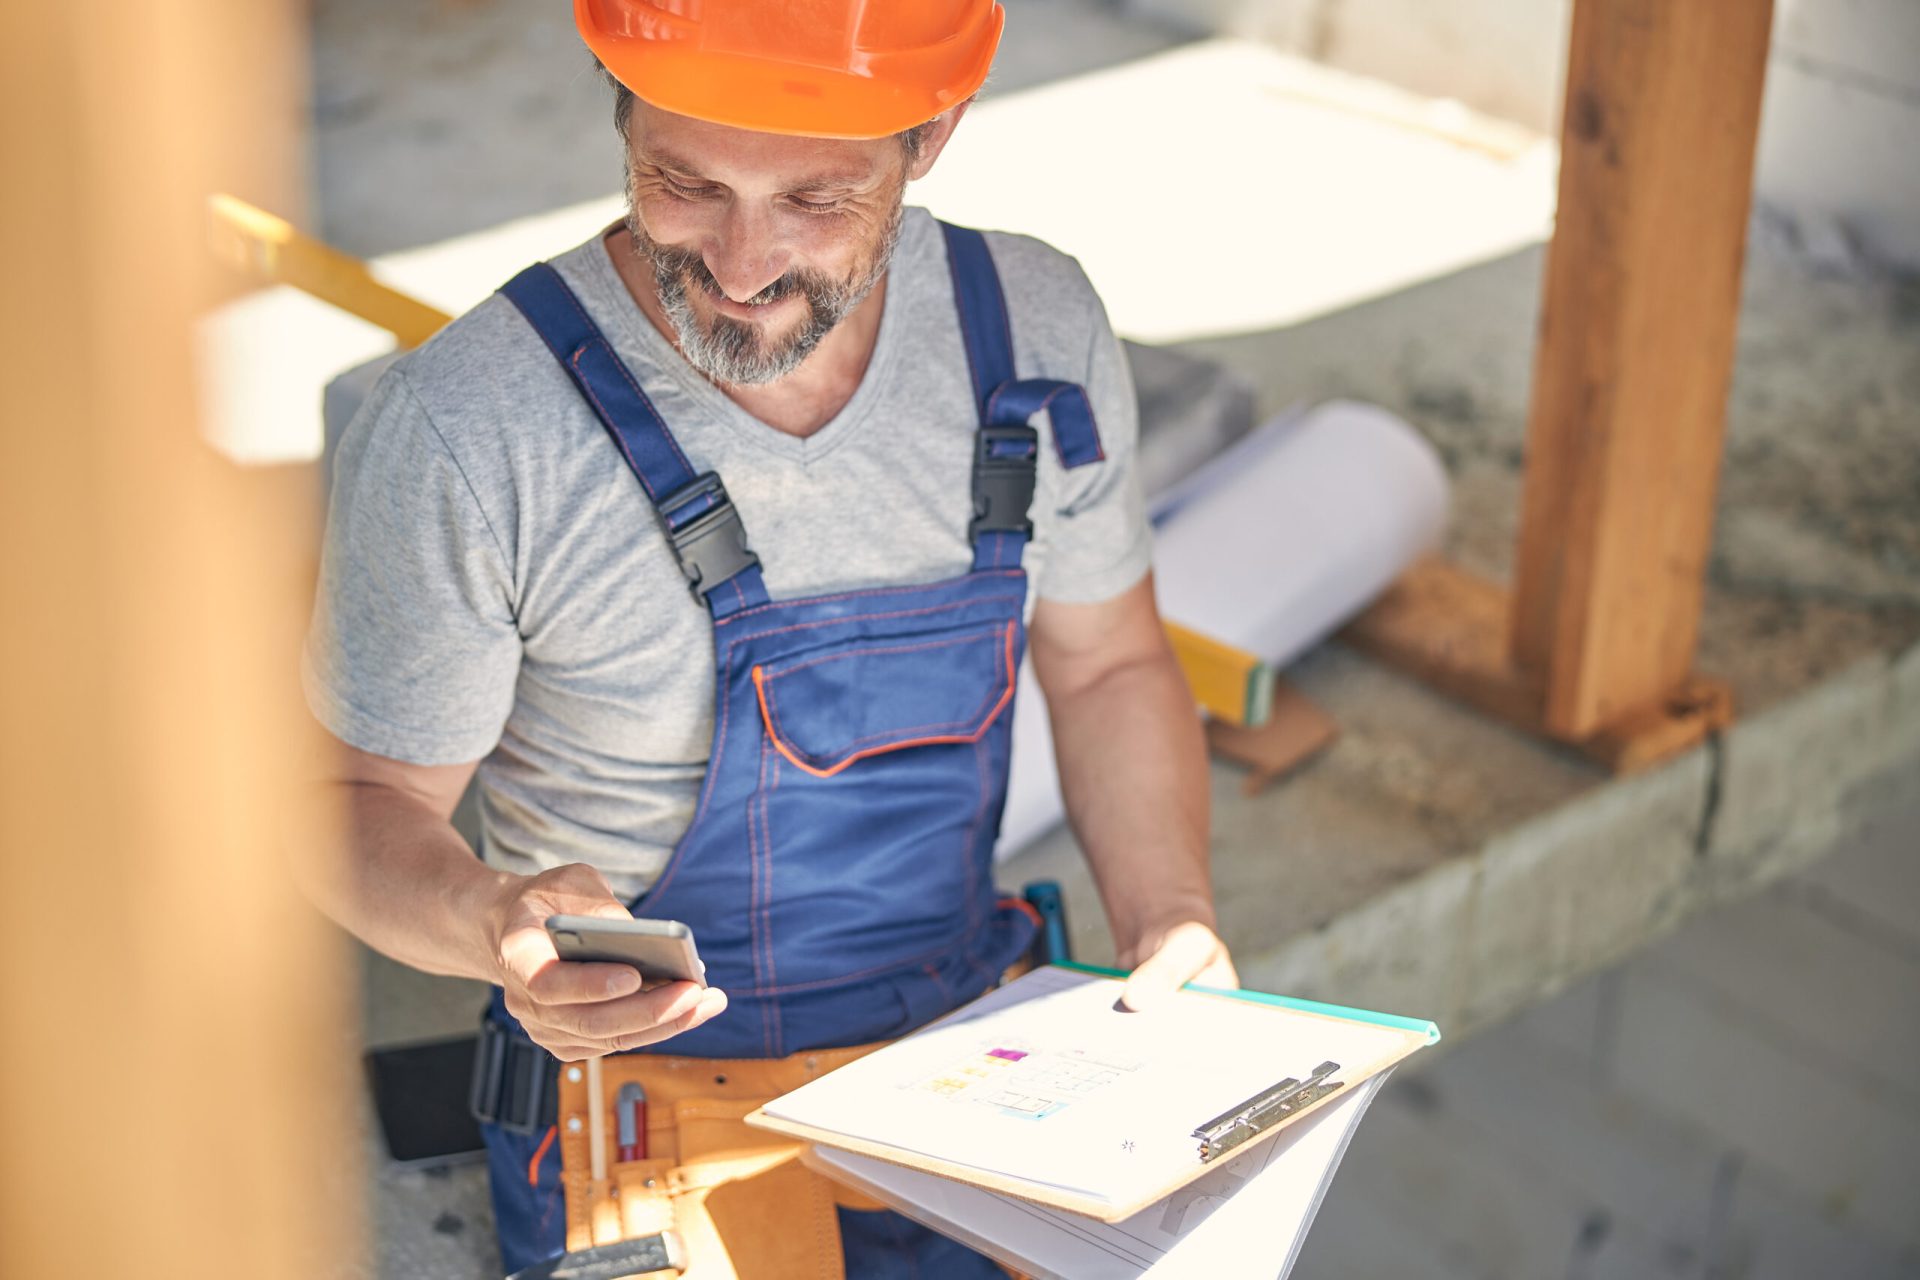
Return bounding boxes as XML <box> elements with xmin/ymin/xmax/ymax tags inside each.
<box><xmin>556</xmin><ymin>1042</ymin><xmax>891</xmax><ymax>1280</ymax></box>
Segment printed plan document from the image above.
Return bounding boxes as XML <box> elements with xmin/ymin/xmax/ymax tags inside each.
<box><xmin>806</xmin><ymin>1073</ymin><xmax>1389</xmax><ymax>1280</ymax></box>
<box><xmin>749</xmin><ymin>965</ymin><xmax>1437</xmax><ymax>1236</ymax></box>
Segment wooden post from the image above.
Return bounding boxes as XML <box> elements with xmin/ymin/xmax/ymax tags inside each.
<box><xmin>1348</xmin><ymin>0</ymin><xmax>1769</xmax><ymax>771</ymax></box>
<box><xmin>1510</xmin><ymin>0</ymin><xmax>1774</xmax><ymax>739</ymax></box>
<box><xmin>0</xmin><ymin>3</ymin><xmax>359</xmax><ymax>1276</ymax></box>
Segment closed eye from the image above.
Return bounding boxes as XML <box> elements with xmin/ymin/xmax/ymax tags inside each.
<box><xmin>660</xmin><ymin>173</ymin><xmax>719</xmax><ymax>200</ymax></box>
<box><xmin>787</xmin><ymin>195</ymin><xmax>844</xmax><ymax>214</ymax></box>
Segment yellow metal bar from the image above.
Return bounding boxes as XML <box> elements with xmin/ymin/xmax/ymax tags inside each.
<box><xmin>208</xmin><ymin>193</ymin><xmax>452</xmax><ymax>348</ymax></box>
<box><xmin>1164</xmin><ymin>621</ymin><xmax>1273</xmax><ymax>728</ymax></box>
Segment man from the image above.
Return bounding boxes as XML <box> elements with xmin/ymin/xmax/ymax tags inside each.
<box><xmin>301</xmin><ymin>1</ymin><xmax>1236</xmax><ymax>1275</ymax></box>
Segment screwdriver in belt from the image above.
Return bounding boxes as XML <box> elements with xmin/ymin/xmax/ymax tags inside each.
<box><xmin>616</xmin><ymin>1081</ymin><xmax>648</xmax><ymax>1162</ymax></box>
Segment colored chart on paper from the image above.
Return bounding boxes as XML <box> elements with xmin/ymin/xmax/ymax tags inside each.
<box><xmin>911</xmin><ymin>1042</ymin><xmax>1145</xmax><ymax>1120</ymax></box>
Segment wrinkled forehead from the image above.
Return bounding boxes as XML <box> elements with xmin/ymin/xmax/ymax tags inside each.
<box><xmin>627</xmin><ymin>97</ymin><xmax>901</xmax><ymax>189</ymax></box>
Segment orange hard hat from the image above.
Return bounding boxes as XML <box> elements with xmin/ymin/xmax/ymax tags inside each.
<box><xmin>575</xmin><ymin>0</ymin><xmax>1004</xmax><ymax>140</ymax></box>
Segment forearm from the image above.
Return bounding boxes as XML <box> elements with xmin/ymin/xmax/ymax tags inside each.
<box><xmin>1047</xmin><ymin>647</ymin><xmax>1214</xmax><ymax>963</ymax></box>
<box><xmin>293</xmin><ymin>781</ymin><xmax>512</xmax><ymax>984</ymax></box>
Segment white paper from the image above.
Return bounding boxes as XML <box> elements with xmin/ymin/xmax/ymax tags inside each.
<box><xmin>996</xmin><ymin>400</ymin><xmax>1448</xmax><ymax>859</ymax></box>
<box><xmin>811</xmin><ymin>1072</ymin><xmax>1388</xmax><ymax>1280</ymax></box>
<box><xmin>760</xmin><ymin>966</ymin><xmax>1418</xmax><ymax>1213</ymax></box>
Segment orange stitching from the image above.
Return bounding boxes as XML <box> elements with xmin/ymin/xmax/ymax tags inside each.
<box><xmin>1003</xmin><ymin>896</ymin><xmax>1045</xmax><ymax>931</ymax></box>
<box><xmin>752</xmin><ymin>627</ymin><xmax>1017</xmax><ymax>780</ymax></box>
<box><xmin>527</xmin><ymin>1124</ymin><xmax>557</xmax><ymax>1188</ymax></box>
<box><xmin>763</xmin><ymin>625</ymin><xmax>1011</xmax><ymax>753</ymax></box>
<box><xmin>756</xmin><ymin>623</ymin><xmax>1011</xmax><ymax>765</ymax></box>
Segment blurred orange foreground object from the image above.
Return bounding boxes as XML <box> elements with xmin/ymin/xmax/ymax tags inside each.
<box><xmin>575</xmin><ymin>0</ymin><xmax>1004</xmax><ymax>139</ymax></box>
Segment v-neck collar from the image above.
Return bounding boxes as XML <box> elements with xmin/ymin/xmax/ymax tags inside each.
<box><xmin>580</xmin><ymin>211</ymin><xmax>936</xmax><ymax>466</ymax></box>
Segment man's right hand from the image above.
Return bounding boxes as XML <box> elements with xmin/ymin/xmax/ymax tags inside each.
<box><xmin>486</xmin><ymin>863</ymin><xmax>728</xmax><ymax>1061</ymax></box>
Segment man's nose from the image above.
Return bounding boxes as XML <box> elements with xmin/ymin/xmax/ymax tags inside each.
<box><xmin>704</xmin><ymin>202</ymin><xmax>791</xmax><ymax>304</ymax></box>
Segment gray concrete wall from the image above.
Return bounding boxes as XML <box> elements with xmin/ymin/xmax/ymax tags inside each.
<box><xmin>1221</xmin><ymin>636</ymin><xmax>1920</xmax><ymax>1052</ymax></box>
<box><xmin>1126</xmin><ymin>0</ymin><xmax>1920</xmax><ymax>271</ymax></box>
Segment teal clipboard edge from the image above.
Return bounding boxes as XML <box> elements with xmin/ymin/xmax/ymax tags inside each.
<box><xmin>1052</xmin><ymin>960</ymin><xmax>1442</xmax><ymax>1045</ymax></box>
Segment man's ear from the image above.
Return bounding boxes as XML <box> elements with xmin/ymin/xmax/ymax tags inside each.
<box><xmin>906</xmin><ymin>100</ymin><xmax>972</xmax><ymax>182</ymax></box>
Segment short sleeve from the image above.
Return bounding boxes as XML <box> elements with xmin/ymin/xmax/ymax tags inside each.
<box><xmin>302</xmin><ymin>368</ymin><xmax>521</xmax><ymax>764</ymax></box>
<box><xmin>1033</xmin><ymin>294</ymin><xmax>1152</xmax><ymax>605</ymax></box>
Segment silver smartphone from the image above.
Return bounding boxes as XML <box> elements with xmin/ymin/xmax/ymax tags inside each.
<box><xmin>545</xmin><ymin>915</ymin><xmax>707</xmax><ymax>987</ymax></box>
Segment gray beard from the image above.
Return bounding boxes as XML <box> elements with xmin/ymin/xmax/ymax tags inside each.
<box><xmin>625</xmin><ymin>200</ymin><xmax>903</xmax><ymax>387</ymax></box>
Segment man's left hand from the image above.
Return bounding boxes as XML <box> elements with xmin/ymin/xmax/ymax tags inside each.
<box><xmin>1117</xmin><ymin>920</ymin><xmax>1239</xmax><ymax>1011</ymax></box>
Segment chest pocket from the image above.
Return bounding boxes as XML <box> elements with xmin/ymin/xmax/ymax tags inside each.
<box><xmin>750</xmin><ymin>620</ymin><xmax>1018</xmax><ymax>779</ymax></box>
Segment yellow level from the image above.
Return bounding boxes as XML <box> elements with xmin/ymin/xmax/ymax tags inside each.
<box><xmin>1164</xmin><ymin>621</ymin><xmax>1273</xmax><ymax>728</ymax></box>
<box><xmin>208</xmin><ymin>194</ymin><xmax>451</xmax><ymax>349</ymax></box>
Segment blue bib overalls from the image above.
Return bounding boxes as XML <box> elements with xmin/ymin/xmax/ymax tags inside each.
<box><xmin>476</xmin><ymin>223</ymin><xmax>1105</xmax><ymax>1278</ymax></box>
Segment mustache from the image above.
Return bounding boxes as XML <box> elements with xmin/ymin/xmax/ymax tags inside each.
<box><xmin>644</xmin><ymin>240</ymin><xmax>837</xmax><ymax>309</ymax></box>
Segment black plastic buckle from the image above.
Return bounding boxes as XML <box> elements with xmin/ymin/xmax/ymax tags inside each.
<box><xmin>970</xmin><ymin>424</ymin><xmax>1039</xmax><ymax>539</ymax></box>
<box><xmin>660</xmin><ymin>473</ymin><xmax>761</xmax><ymax>602</ymax></box>
<box><xmin>469</xmin><ymin>1021</ymin><xmax>558</xmax><ymax>1136</ymax></box>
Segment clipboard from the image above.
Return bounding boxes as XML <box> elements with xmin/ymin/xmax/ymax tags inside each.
<box><xmin>747</xmin><ymin>963</ymin><xmax>1438</xmax><ymax>1223</ymax></box>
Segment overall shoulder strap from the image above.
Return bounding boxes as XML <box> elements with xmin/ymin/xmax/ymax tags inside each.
<box><xmin>500</xmin><ymin>263</ymin><xmax>768</xmax><ymax>620</ymax></box>
<box><xmin>938</xmin><ymin>224</ymin><xmax>1108</xmax><ymax>573</ymax></box>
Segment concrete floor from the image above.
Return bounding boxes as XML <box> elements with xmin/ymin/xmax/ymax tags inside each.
<box><xmin>305</xmin><ymin>2</ymin><xmax>1920</xmax><ymax>1275</ymax></box>
<box><xmin>1294</xmin><ymin>787</ymin><xmax>1920</xmax><ymax>1280</ymax></box>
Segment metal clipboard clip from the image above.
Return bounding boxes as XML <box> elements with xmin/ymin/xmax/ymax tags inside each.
<box><xmin>1192</xmin><ymin>1060</ymin><xmax>1345</xmax><ymax>1161</ymax></box>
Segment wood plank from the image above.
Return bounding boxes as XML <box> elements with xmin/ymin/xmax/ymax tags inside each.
<box><xmin>1577</xmin><ymin>673</ymin><xmax>1733</xmax><ymax>773</ymax></box>
<box><xmin>1345</xmin><ymin>558</ymin><xmax>1729</xmax><ymax>770</ymax></box>
<box><xmin>1205</xmin><ymin>679</ymin><xmax>1338</xmax><ymax>795</ymax></box>
<box><xmin>1342</xmin><ymin>556</ymin><xmax>1543</xmax><ymax>728</ymax></box>
<box><xmin>0</xmin><ymin>3</ymin><xmax>359</xmax><ymax>1277</ymax></box>
<box><xmin>1510</xmin><ymin>0</ymin><xmax>1775</xmax><ymax>738</ymax></box>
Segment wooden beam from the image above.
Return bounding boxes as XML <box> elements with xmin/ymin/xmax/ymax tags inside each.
<box><xmin>1205</xmin><ymin>681</ymin><xmax>1339</xmax><ymax>796</ymax></box>
<box><xmin>0</xmin><ymin>3</ymin><xmax>359</xmax><ymax>1277</ymax></box>
<box><xmin>1343</xmin><ymin>557</ymin><xmax>1543</xmax><ymax>728</ymax></box>
<box><xmin>1510</xmin><ymin>0</ymin><xmax>1774</xmax><ymax>738</ymax></box>
<box><xmin>1344</xmin><ymin>558</ymin><xmax>1733</xmax><ymax>772</ymax></box>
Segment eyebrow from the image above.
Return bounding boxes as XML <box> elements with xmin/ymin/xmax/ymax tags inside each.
<box><xmin>638</xmin><ymin>148</ymin><xmax>872</xmax><ymax>194</ymax></box>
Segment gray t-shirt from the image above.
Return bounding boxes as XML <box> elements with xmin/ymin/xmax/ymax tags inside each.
<box><xmin>304</xmin><ymin>207</ymin><xmax>1149</xmax><ymax>900</ymax></box>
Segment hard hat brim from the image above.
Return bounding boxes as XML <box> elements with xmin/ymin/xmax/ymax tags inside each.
<box><xmin>581</xmin><ymin>5</ymin><xmax>1002</xmax><ymax>141</ymax></box>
